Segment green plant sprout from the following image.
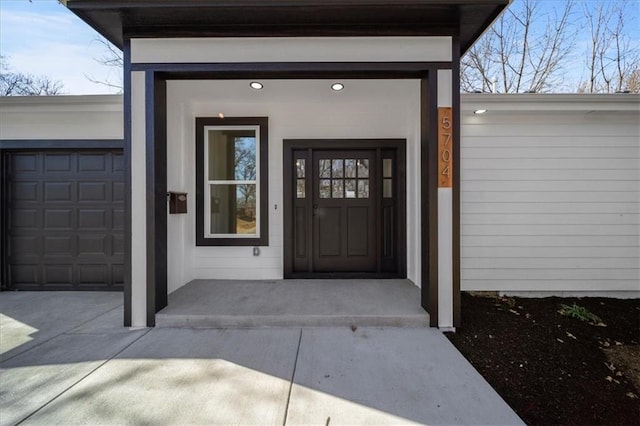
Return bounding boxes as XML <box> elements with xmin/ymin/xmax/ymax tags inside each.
<box><xmin>558</xmin><ymin>303</ymin><xmax>605</xmax><ymax>325</ymax></box>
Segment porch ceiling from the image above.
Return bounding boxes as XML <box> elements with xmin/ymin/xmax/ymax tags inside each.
<box><xmin>65</xmin><ymin>0</ymin><xmax>510</xmax><ymax>55</ymax></box>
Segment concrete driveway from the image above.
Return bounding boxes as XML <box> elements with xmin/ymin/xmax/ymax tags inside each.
<box><xmin>0</xmin><ymin>292</ymin><xmax>522</xmax><ymax>425</ymax></box>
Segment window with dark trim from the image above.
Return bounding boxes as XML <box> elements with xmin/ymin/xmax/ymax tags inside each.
<box><xmin>195</xmin><ymin>117</ymin><xmax>269</xmax><ymax>246</ymax></box>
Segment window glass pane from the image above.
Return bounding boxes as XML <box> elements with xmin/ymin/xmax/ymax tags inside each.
<box><xmin>357</xmin><ymin>159</ymin><xmax>369</xmax><ymax>178</ymax></box>
<box><xmin>383</xmin><ymin>158</ymin><xmax>393</xmax><ymax>178</ymax></box>
<box><xmin>296</xmin><ymin>159</ymin><xmax>305</xmax><ymax>178</ymax></box>
<box><xmin>345</xmin><ymin>159</ymin><xmax>357</xmax><ymax>178</ymax></box>
<box><xmin>210</xmin><ymin>184</ymin><xmax>256</xmax><ymax>235</ymax></box>
<box><xmin>345</xmin><ymin>179</ymin><xmax>357</xmax><ymax>198</ymax></box>
<box><xmin>332</xmin><ymin>159</ymin><xmax>344</xmax><ymax>178</ymax></box>
<box><xmin>296</xmin><ymin>179</ymin><xmax>305</xmax><ymax>198</ymax></box>
<box><xmin>319</xmin><ymin>179</ymin><xmax>331</xmax><ymax>198</ymax></box>
<box><xmin>332</xmin><ymin>179</ymin><xmax>344</xmax><ymax>198</ymax></box>
<box><xmin>319</xmin><ymin>160</ymin><xmax>331</xmax><ymax>178</ymax></box>
<box><xmin>208</xmin><ymin>130</ymin><xmax>256</xmax><ymax>181</ymax></box>
<box><xmin>358</xmin><ymin>179</ymin><xmax>369</xmax><ymax>198</ymax></box>
<box><xmin>383</xmin><ymin>179</ymin><xmax>393</xmax><ymax>198</ymax></box>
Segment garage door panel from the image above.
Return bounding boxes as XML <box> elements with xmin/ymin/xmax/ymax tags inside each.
<box><xmin>113</xmin><ymin>182</ymin><xmax>124</xmax><ymax>202</ymax></box>
<box><xmin>78</xmin><ymin>235</ymin><xmax>108</xmax><ymax>256</ymax></box>
<box><xmin>78</xmin><ymin>182</ymin><xmax>106</xmax><ymax>202</ymax></box>
<box><xmin>12</xmin><ymin>182</ymin><xmax>38</xmax><ymax>201</ymax></box>
<box><xmin>10</xmin><ymin>209</ymin><xmax>39</xmax><ymax>229</ymax></box>
<box><xmin>112</xmin><ymin>235</ymin><xmax>124</xmax><ymax>256</ymax></box>
<box><xmin>112</xmin><ymin>209</ymin><xmax>124</xmax><ymax>230</ymax></box>
<box><xmin>10</xmin><ymin>236</ymin><xmax>41</xmax><ymax>256</ymax></box>
<box><xmin>44</xmin><ymin>153</ymin><xmax>73</xmax><ymax>172</ymax></box>
<box><xmin>9</xmin><ymin>265</ymin><xmax>39</xmax><ymax>286</ymax></box>
<box><xmin>43</xmin><ymin>265</ymin><xmax>74</xmax><ymax>286</ymax></box>
<box><xmin>112</xmin><ymin>153</ymin><xmax>124</xmax><ymax>172</ymax></box>
<box><xmin>78</xmin><ymin>265</ymin><xmax>107</xmax><ymax>285</ymax></box>
<box><xmin>79</xmin><ymin>153</ymin><xmax>107</xmax><ymax>171</ymax></box>
<box><xmin>112</xmin><ymin>265</ymin><xmax>124</xmax><ymax>285</ymax></box>
<box><xmin>11</xmin><ymin>154</ymin><xmax>38</xmax><ymax>172</ymax></box>
<box><xmin>5</xmin><ymin>150</ymin><xmax>124</xmax><ymax>291</ymax></box>
<box><xmin>78</xmin><ymin>209</ymin><xmax>107</xmax><ymax>229</ymax></box>
<box><xmin>44</xmin><ymin>209</ymin><xmax>74</xmax><ymax>229</ymax></box>
<box><xmin>44</xmin><ymin>236</ymin><xmax>74</xmax><ymax>257</ymax></box>
<box><xmin>44</xmin><ymin>182</ymin><xmax>73</xmax><ymax>202</ymax></box>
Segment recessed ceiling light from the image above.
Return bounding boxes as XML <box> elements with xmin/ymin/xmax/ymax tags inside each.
<box><xmin>474</xmin><ymin>109</ymin><xmax>488</xmax><ymax>115</ymax></box>
<box><xmin>331</xmin><ymin>83</ymin><xmax>345</xmax><ymax>91</ymax></box>
<box><xmin>218</xmin><ymin>112</ymin><xmax>225</xmax><ymax>119</ymax></box>
<box><xmin>250</xmin><ymin>82</ymin><xmax>263</xmax><ymax>90</ymax></box>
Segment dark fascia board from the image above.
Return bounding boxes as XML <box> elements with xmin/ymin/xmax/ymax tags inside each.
<box><xmin>0</xmin><ymin>139</ymin><xmax>123</xmax><ymax>149</ymax></box>
<box><xmin>65</xmin><ymin>0</ymin><xmax>509</xmax><ymax>55</ymax></box>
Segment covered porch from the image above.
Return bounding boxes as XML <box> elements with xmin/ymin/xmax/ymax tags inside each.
<box><xmin>156</xmin><ymin>279</ymin><xmax>429</xmax><ymax>328</ymax></box>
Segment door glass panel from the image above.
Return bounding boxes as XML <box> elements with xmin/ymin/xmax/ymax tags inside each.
<box><xmin>296</xmin><ymin>159</ymin><xmax>305</xmax><ymax>178</ymax></box>
<box><xmin>332</xmin><ymin>159</ymin><xmax>344</xmax><ymax>178</ymax></box>
<box><xmin>296</xmin><ymin>179</ymin><xmax>305</xmax><ymax>198</ymax></box>
<box><xmin>319</xmin><ymin>179</ymin><xmax>331</xmax><ymax>198</ymax></box>
<box><xmin>383</xmin><ymin>158</ymin><xmax>393</xmax><ymax>178</ymax></box>
<box><xmin>345</xmin><ymin>179</ymin><xmax>357</xmax><ymax>198</ymax></box>
<box><xmin>358</xmin><ymin>179</ymin><xmax>369</xmax><ymax>198</ymax></box>
<box><xmin>383</xmin><ymin>179</ymin><xmax>393</xmax><ymax>198</ymax></box>
<box><xmin>319</xmin><ymin>160</ymin><xmax>331</xmax><ymax>178</ymax></box>
<box><xmin>332</xmin><ymin>179</ymin><xmax>344</xmax><ymax>198</ymax></box>
<box><xmin>345</xmin><ymin>159</ymin><xmax>357</xmax><ymax>178</ymax></box>
<box><xmin>357</xmin><ymin>159</ymin><xmax>369</xmax><ymax>178</ymax></box>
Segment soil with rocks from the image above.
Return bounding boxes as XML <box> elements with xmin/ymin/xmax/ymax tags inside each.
<box><xmin>445</xmin><ymin>293</ymin><xmax>640</xmax><ymax>426</ymax></box>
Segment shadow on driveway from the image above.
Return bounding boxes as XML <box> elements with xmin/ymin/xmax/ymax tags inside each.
<box><xmin>0</xmin><ymin>292</ymin><xmax>523</xmax><ymax>426</ymax></box>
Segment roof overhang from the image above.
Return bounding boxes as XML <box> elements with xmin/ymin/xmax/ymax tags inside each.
<box><xmin>64</xmin><ymin>0</ymin><xmax>510</xmax><ymax>56</ymax></box>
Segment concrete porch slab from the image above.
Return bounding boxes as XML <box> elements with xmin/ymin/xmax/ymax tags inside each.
<box><xmin>156</xmin><ymin>279</ymin><xmax>429</xmax><ymax>328</ymax></box>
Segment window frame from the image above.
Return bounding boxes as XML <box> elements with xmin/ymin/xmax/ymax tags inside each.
<box><xmin>195</xmin><ymin>117</ymin><xmax>269</xmax><ymax>246</ymax></box>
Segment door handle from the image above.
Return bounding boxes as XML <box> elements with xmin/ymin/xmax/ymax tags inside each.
<box><xmin>313</xmin><ymin>204</ymin><xmax>318</xmax><ymax>216</ymax></box>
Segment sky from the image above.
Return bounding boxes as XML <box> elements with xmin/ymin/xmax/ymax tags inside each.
<box><xmin>1</xmin><ymin>0</ymin><xmax>120</xmax><ymax>94</ymax></box>
<box><xmin>0</xmin><ymin>0</ymin><xmax>639</xmax><ymax>95</ymax></box>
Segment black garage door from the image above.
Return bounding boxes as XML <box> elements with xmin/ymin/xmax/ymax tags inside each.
<box><xmin>4</xmin><ymin>150</ymin><xmax>124</xmax><ymax>291</ymax></box>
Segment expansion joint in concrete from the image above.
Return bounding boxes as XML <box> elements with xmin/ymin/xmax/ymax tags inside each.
<box><xmin>14</xmin><ymin>328</ymin><xmax>152</xmax><ymax>426</ymax></box>
<box><xmin>283</xmin><ymin>328</ymin><xmax>303</xmax><ymax>426</ymax></box>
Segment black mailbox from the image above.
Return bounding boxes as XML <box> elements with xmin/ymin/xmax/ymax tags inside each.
<box><xmin>168</xmin><ymin>192</ymin><xmax>188</xmax><ymax>214</ymax></box>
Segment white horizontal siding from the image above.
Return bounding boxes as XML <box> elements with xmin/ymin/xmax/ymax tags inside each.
<box><xmin>463</xmin><ymin>136</ymin><xmax>640</xmax><ymax>148</ymax></box>
<box><xmin>463</xmin><ymin>213</ymin><xmax>639</xmax><ymax>225</ymax></box>
<box><xmin>465</xmin><ymin>280</ymin><xmax>639</xmax><ymax>292</ymax></box>
<box><xmin>464</xmin><ymin>203</ymin><xmax>638</xmax><ymax>214</ymax></box>
<box><xmin>460</xmin><ymin>102</ymin><xmax>640</xmax><ymax>294</ymax></box>
<box><xmin>463</xmin><ymin>246</ymin><xmax>638</xmax><ymax>258</ymax></box>
<box><xmin>463</xmin><ymin>169</ymin><xmax>637</xmax><ymax>181</ymax></box>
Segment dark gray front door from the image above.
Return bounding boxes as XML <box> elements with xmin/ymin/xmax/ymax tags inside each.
<box><xmin>5</xmin><ymin>150</ymin><xmax>124</xmax><ymax>290</ymax></box>
<box><xmin>286</xmin><ymin>139</ymin><xmax>405</xmax><ymax>278</ymax></box>
<box><xmin>311</xmin><ymin>150</ymin><xmax>377</xmax><ymax>272</ymax></box>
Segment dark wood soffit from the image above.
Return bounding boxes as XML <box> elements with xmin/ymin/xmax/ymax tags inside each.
<box><xmin>66</xmin><ymin>1</ymin><xmax>509</xmax><ymax>55</ymax></box>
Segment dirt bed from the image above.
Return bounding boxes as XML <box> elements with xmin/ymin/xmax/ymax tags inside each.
<box><xmin>445</xmin><ymin>293</ymin><xmax>640</xmax><ymax>426</ymax></box>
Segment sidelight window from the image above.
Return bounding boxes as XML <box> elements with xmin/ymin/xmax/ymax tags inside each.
<box><xmin>195</xmin><ymin>117</ymin><xmax>268</xmax><ymax>246</ymax></box>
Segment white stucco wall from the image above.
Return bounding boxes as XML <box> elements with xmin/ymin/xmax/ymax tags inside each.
<box><xmin>165</xmin><ymin>79</ymin><xmax>422</xmax><ymax>292</ymax></box>
<box><xmin>460</xmin><ymin>94</ymin><xmax>640</xmax><ymax>296</ymax></box>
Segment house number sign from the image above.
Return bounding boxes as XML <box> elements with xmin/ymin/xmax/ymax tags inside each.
<box><xmin>438</xmin><ymin>107</ymin><xmax>453</xmax><ymax>188</ymax></box>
